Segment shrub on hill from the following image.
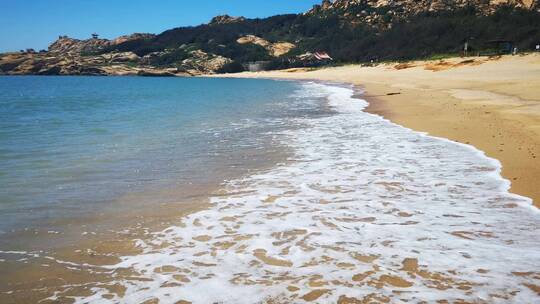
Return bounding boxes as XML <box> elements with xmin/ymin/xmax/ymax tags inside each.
<box><xmin>106</xmin><ymin>5</ymin><xmax>540</xmax><ymax>66</ymax></box>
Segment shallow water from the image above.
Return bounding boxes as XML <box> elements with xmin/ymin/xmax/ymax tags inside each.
<box><xmin>0</xmin><ymin>77</ymin><xmax>334</xmax><ymax>301</ymax></box>
<box><xmin>2</xmin><ymin>80</ymin><xmax>540</xmax><ymax>303</ymax></box>
<box><xmin>0</xmin><ymin>76</ymin><xmax>325</xmax><ymax>236</ymax></box>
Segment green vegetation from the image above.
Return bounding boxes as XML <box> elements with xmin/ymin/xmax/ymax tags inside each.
<box><xmin>149</xmin><ymin>49</ymin><xmax>190</xmax><ymax>67</ymax></box>
<box><xmin>104</xmin><ymin>5</ymin><xmax>540</xmax><ymax>72</ymax></box>
<box><xmin>217</xmin><ymin>61</ymin><xmax>245</xmax><ymax>74</ymax></box>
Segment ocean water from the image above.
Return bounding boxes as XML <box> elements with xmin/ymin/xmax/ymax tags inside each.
<box><xmin>1</xmin><ymin>78</ymin><xmax>540</xmax><ymax>303</ymax></box>
<box><xmin>0</xmin><ymin>76</ymin><xmax>328</xmax><ymax>237</ymax></box>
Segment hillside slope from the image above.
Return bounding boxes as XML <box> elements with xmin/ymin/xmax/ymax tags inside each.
<box><xmin>1</xmin><ymin>0</ymin><xmax>539</xmax><ymax>76</ymax></box>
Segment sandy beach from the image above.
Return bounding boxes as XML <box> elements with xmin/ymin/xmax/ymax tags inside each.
<box><xmin>213</xmin><ymin>54</ymin><xmax>540</xmax><ymax>207</ymax></box>
<box><xmin>3</xmin><ymin>68</ymin><xmax>540</xmax><ymax>303</ymax></box>
<box><xmin>67</xmin><ymin>81</ymin><xmax>540</xmax><ymax>303</ymax></box>
<box><xmin>3</xmin><ymin>1</ymin><xmax>540</xmax><ymax>301</ymax></box>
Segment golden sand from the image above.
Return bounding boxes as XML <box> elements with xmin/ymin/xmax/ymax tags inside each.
<box><xmin>213</xmin><ymin>54</ymin><xmax>540</xmax><ymax>207</ymax></box>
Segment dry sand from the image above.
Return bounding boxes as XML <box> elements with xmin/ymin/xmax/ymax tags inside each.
<box><xmin>213</xmin><ymin>54</ymin><xmax>540</xmax><ymax>207</ymax></box>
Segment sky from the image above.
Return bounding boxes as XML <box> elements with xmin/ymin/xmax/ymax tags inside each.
<box><xmin>0</xmin><ymin>0</ymin><xmax>321</xmax><ymax>52</ymax></box>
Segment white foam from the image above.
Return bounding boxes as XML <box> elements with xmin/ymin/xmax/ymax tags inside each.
<box><xmin>66</xmin><ymin>82</ymin><xmax>540</xmax><ymax>303</ymax></box>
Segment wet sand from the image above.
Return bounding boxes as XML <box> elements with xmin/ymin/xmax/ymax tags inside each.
<box><xmin>213</xmin><ymin>54</ymin><xmax>540</xmax><ymax>207</ymax></box>
<box><xmin>0</xmin><ymin>196</ymin><xmax>210</xmax><ymax>303</ymax></box>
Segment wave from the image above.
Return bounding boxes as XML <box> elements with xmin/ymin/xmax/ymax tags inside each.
<box><xmin>66</xmin><ymin>82</ymin><xmax>540</xmax><ymax>303</ymax></box>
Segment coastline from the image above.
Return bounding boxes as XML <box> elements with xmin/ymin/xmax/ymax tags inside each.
<box><xmin>3</xmin><ymin>78</ymin><xmax>540</xmax><ymax>302</ymax></box>
<box><xmin>69</xmin><ymin>81</ymin><xmax>540</xmax><ymax>303</ymax></box>
<box><xmin>0</xmin><ymin>77</ymin><xmax>296</xmax><ymax>303</ymax></box>
<box><xmin>211</xmin><ymin>54</ymin><xmax>540</xmax><ymax>207</ymax></box>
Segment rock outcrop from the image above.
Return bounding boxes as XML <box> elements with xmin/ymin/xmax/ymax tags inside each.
<box><xmin>110</xmin><ymin>33</ymin><xmax>155</xmax><ymax>45</ymax></box>
<box><xmin>180</xmin><ymin>50</ymin><xmax>232</xmax><ymax>74</ymax></box>
<box><xmin>209</xmin><ymin>15</ymin><xmax>246</xmax><ymax>25</ymax></box>
<box><xmin>0</xmin><ymin>33</ymin><xmax>230</xmax><ymax>76</ymax></box>
<box><xmin>237</xmin><ymin>35</ymin><xmax>296</xmax><ymax>57</ymax></box>
<box><xmin>48</xmin><ymin>33</ymin><xmax>155</xmax><ymax>55</ymax></box>
<box><xmin>48</xmin><ymin>36</ymin><xmax>109</xmax><ymax>54</ymax></box>
<box><xmin>100</xmin><ymin>52</ymin><xmax>140</xmax><ymax>63</ymax></box>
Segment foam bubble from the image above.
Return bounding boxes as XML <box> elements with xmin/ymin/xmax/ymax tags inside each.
<box><xmin>66</xmin><ymin>82</ymin><xmax>540</xmax><ymax>303</ymax></box>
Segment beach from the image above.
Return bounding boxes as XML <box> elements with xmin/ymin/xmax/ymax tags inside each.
<box><xmin>214</xmin><ymin>54</ymin><xmax>540</xmax><ymax>207</ymax></box>
<box><xmin>60</xmin><ymin>82</ymin><xmax>540</xmax><ymax>303</ymax></box>
<box><xmin>2</xmin><ymin>0</ymin><xmax>540</xmax><ymax>302</ymax></box>
<box><xmin>2</xmin><ymin>58</ymin><xmax>540</xmax><ymax>303</ymax></box>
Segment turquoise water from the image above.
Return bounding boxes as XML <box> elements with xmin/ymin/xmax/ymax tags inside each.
<box><xmin>2</xmin><ymin>78</ymin><xmax>540</xmax><ymax>303</ymax></box>
<box><xmin>0</xmin><ymin>76</ymin><xmax>325</xmax><ymax>234</ymax></box>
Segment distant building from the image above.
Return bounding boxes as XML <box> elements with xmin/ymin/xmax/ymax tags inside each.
<box><xmin>314</xmin><ymin>52</ymin><xmax>333</xmax><ymax>61</ymax></box>
<box><xmin>295</xmin><ymin>51</ymin><xmax>333</xmax><ymax>66</ymax></box>
<box><xmin>92</xmin><ymin>33</ymin><xmax>99</xmax><ymax>39</ymax></box>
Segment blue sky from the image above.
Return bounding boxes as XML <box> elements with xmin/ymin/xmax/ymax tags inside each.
<box><xmin>0</xmin><ymin>0</ymin><xmax>321</xmax><ymax>52</ymax></box>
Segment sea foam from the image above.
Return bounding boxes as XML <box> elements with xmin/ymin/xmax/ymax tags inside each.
<box><xmin>70</xmin><ymin>82</ymin><xmax>540</xmax><ymax>303</ymax></box>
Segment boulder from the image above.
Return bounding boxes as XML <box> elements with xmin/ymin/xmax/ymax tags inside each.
<box><xmin>101</xmin><ymin>52</ymin><xmax>140</xmax><ymax>63</ymax></box>
<box><xmin>237</xmin><ymin>35</ymin><xmax>295</xmax><ymax>57</ymax></box>
<box><xmin>181</xmin><ymin>50</ymin><xmax>232</xmax><ymax>74</ymax></box>
<box><xmin>110</xmin><ymin>33</ymin><xmax>155</xmax><ymax>46</ymax></box>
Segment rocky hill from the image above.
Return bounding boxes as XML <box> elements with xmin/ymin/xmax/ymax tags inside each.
<box><xmin>1</xmin><ymin>0</ymin><xmax>539</xmax><ymax>76</ymax></box>
<box><xmin>0</xmin><ymin>32</ymin><xmax>233</xmax><ymax>76</ymax></box>
<box><xmin>48</xmin><ymin>33</ymin><xmax>155</xmax><ymax>55</ymax></box>
<box><xmin>309</xmin><ymin>0</ymin><xmax>537</xmax><ymax>15</ymax></box>
<box><xmin>307</xmin><ymin>0</ymin><xmax>539</xmax><ymax>27</ymax></box>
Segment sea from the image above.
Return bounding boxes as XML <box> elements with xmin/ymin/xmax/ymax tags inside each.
<box><xmin>0</xmin><ymin>76</ymin><xmax>539</xmax><ymax>303</ymax></box>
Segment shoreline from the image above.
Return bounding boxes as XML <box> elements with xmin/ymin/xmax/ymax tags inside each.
<box><xmin>0</xmin><ymin>78</ymin><xmax>296</xmax><ymax>303</ymax></box>
<box><xmin>2</xmin><ymin>78</ymin><xmax>539</xmax><ymax>302</ymax></box>
<box><xmin>71</xmin><ymin>81</ymin><xmax>540</xmax><ymax>302</ymax></box>
<box><xmin>211</xmin><ymin>54</ymin><xmax>540</xmax><ymax>207</ymax></box>
<box><xmin>363</xmin><ymin>81</ymin><xmax>540</xmax><ymax>207</ymax></box>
